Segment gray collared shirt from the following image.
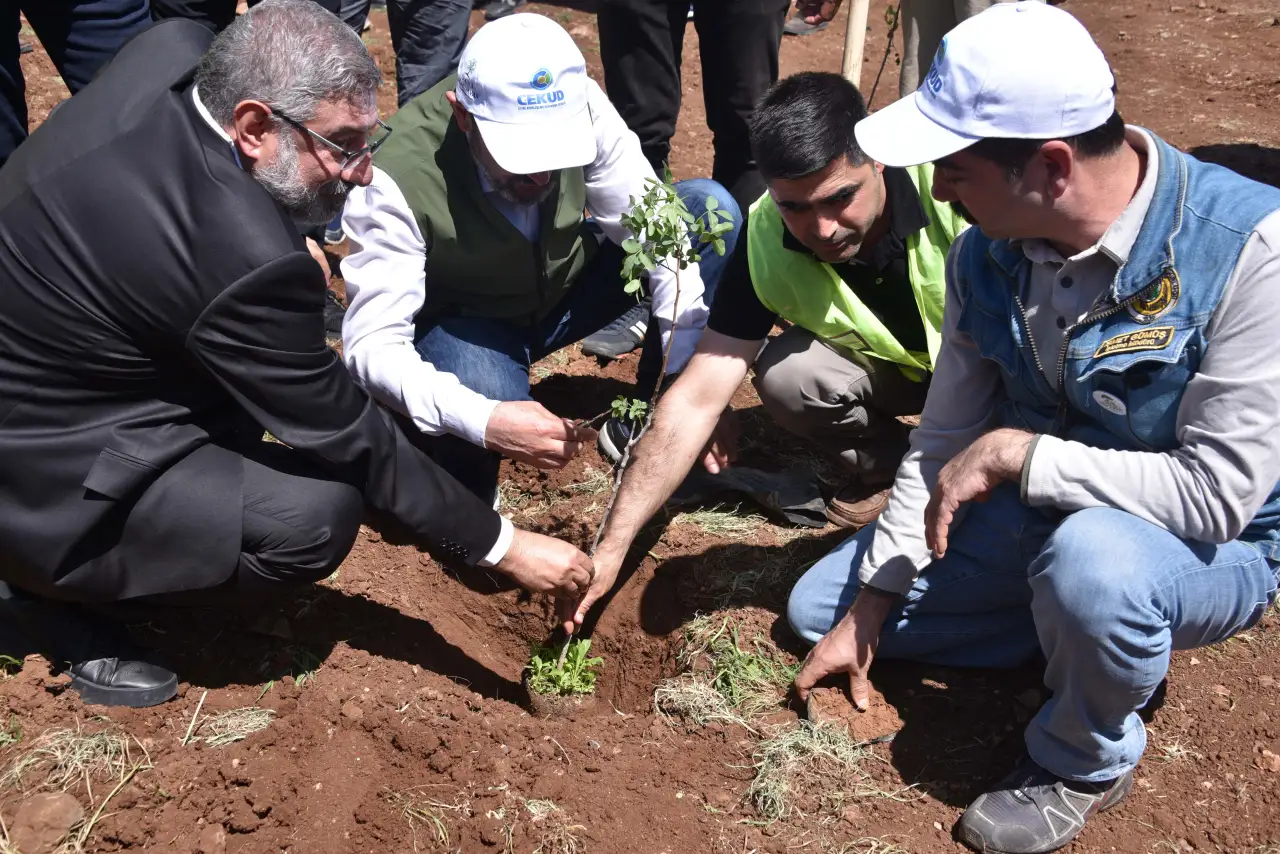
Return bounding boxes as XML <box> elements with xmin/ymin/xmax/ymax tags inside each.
<box><xmin>860</xmin><ymin>128</ymin><xmax>1280</xmax><ymax>595</ymax></box>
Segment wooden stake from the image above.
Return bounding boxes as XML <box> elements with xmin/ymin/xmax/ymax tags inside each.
<box><xmin>841</xmin><ymin>0</ymin><xmax>873</xmax><ymax>88</ymax></box>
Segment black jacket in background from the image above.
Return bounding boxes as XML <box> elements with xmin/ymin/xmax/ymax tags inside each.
<box><xmin>0</xmin><ymin>20</ymin><xmax>500</xmax><ymax>600</ymax></box>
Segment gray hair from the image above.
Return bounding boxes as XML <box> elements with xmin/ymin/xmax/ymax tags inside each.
<box><xmin>195</xmin><ymin>0</ymin><xmax>382</xmax><ymax>126</ymax></box>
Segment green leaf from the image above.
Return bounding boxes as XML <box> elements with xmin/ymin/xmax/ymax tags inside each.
<box><xmin>621</xmin><ymin>237</ymin><xmax>642</xmax><ymax>254</ymax></box>
<box><xmin>640</xmin><ymin>253</ymin><xmax>656</xmax><ymax>272</ymax></box>
<box><xmin>713</xmin><ymin>237</ymin><xmax>725</xmax><ymax>256</ymax></box>
<box><xmin>624</xmin><ymin>279</ymin><xmax>643</xmax><ymax>294</ymax></box>
<box><xmin>705</xmin><ymin>195</ymin><xmax>718</xmax><ymax>211</ymax></box>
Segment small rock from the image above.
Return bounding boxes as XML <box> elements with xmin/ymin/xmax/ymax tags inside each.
<box><xmin>10</xmin><ymin>793</ymin><xmax>85</xmax><ymax>854</ymax></box>
<box><xmin>1189</xmin><ymin>657</ymin><xmax>1201</xmax><ymax>665</ymax></box>
<box><xmin>584</xmin><ymin>764</ymin><xmax>602</xmax><ymax>773</ymax></box>
<box><xmin>933</xmin><ymin>821</ymin><xmax>944</xmax><ymax>831</ymax></box>
<box><xmin>1258</xmin><ymin>675</ymin><xmax>1276</xmax><ymax>688</ymax></box>
<box><xmin>586</xmin><ymin>739</ymin><xmax>601</xmax><ymax>751</ymax></box>
<box><xmin>341</xmin><ymin>701</ymin><xmax>364</xmax><ymax>721</ymax></box>
<box><xmin>1256</xmin><ymin>749</ymin><xmax>1280</xmax><ymax>773</ymax></box>
<box><xmin>197</xmin><ymin>824</ymin><xmax>227</xmax><ymax>854</ymax></box>
<box><xmin>1015</xmin><ymin>688</ymin><xmax>1043</xmax><ymax>708</ymax></box>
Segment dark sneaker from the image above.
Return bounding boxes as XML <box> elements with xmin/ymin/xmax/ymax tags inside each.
<box><xmin>825</xmin><ymin>480</ymin><xmax>890</xmax><ymax>528</ymax></box>
<box><xmin>582</xmin><ymin>297</ymin><xmax>651</xmax><ymax>360</ymax></box>
<box><xmin>783</xmin><ymin>13</ymin><xmax>828</xmax><ymax>35</ymax></box>
<box><xmin>324</xmin><ymin>288</ymin><xmax>346</xmax><ymax>344</ymax></box>
<box><xmin>597</xmin><ymin>416</ymin><xmax>637</xmax><ymax>464</ymax></box>
<box><xmin>0</xmin><ymin>583</ymin><xmax>177</xmax><ymax>708</ymax></box>
<box><xmin>958</xmin><ymin>756</ymin><xmax>1134</xmax><ymax>854</ymax></box>
<box><xmin>483</xmin><ymin>0</ymin><xmax>526</xmax><ymax>20</ymax></box>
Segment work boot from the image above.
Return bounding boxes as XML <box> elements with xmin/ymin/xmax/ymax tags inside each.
<box><xmin>825</xmin><ymin>480</ymin><xmax>890</xmax><ymax>528</ymax></box>
<box><xmin>0</xmin><ymin>583</ymin><xmax>178</xmax><ymax>708</ymax></box>
<box><xmin>958</xmin><ymin>755</ymin><xmax>1133</xmax><ymax>854</ymax></box>
<box><xmin>582</xmin><ymin>297</ymin><xmax>651</xmax><ymax>360</ymax></box>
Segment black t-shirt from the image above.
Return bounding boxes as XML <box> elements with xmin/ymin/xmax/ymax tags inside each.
<box><xmin>707</xmin><ymin>167</ymin><xmax>932</xmax><ymax>355</ymax></box>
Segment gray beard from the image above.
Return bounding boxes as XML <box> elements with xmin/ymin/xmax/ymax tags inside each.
<box><xmin>255</xmin><ymin>133</ymin><xmax>351</xmax><ymax>228</ymax></box>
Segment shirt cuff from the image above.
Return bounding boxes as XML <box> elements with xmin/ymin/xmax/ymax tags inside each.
<box><xmin>1020</xmin><ymin>434</ymin><xmax>1043</xmax><ymax>503</ymax></box>
<box><xmin>856</xmin><ymin>553</ymin><xmax>918</xmax><ymax>596</ymax></box>
<box><xmin>1022</xmin><ymin>433</ymin><xmax>1067</xmax><ymax>506</ymax></box>
<box><xmin>477</xmin><ymin>516</ymin><xmax>514</xmax><ymax>567</ymax></box>
<box><xmin>441</xmin><ymin>392</ymin><xmax>502</xmax><ymax>449</ymax></box>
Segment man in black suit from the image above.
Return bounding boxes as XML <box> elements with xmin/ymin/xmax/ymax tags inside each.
<box><xmin>0</xmin><ymin>0</ymin><xmax>594</xmax><ymax>709</ymax></box>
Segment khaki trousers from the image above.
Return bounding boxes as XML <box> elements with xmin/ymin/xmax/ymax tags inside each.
<box><xmin>898</xmin><ymin>0</ymin><xmax>1044</xmax><ymax>98</ymax></box>
<box><xmin>752</xmin><ymin>326</ymin><xmax>929</xmax><ymax>486</ymax></box>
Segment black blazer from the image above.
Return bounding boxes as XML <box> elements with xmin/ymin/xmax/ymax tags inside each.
<box><xmin>0</xmin><ymin>20</ymin><xmax>501</xmax><ymax>600</ymax></box>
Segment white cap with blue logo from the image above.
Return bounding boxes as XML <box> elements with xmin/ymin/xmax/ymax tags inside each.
<box><xmin>455</xmin><ymin>13</ymin><xmax>595</xmax><ymax>175</ymax></box>
<box><xmin>854</xmin><ymin>1</ymin><xmax>1115</xmax><ymax>168</ymax></box>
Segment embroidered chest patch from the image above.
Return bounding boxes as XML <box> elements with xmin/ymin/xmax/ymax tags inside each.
<box><xmin>1093</xmin><ymin>325</ymin><xmax>1176</xmax><ymax>358</ymax></box>
<box><xmin>1128</xmin><ymin>269</ymin><xmax>1180</xmax><ymax>321</ymax></box>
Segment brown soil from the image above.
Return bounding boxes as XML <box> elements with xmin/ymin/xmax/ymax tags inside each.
<box><xmin>806</xmin><ymin>685</ymin><xmax>904</xmax><ymax>744</ymax></box>
<box><xmin>4</xmin><ymin>3</ymin><xmax>1280</xmax><ymax>853</ymax></box>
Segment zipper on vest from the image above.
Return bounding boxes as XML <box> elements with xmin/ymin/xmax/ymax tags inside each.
<box><xmin>1053</xmin><ymin>298</ymin><xmax>1131</xmax><ymax>390</ymax></box>
<box><xmin>532</xmin><ymin>241</ymin><xmax>547</xmax><ymax>323</ymax></box>
<box><xmin>1012</xmin><ymin>291</ymin><xmax>1070</xmax><ymax>435</ymax></box>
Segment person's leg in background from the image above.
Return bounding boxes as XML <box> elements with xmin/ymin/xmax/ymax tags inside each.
<box><xmin>692</xmin><ymin>0</ymin><xmax>786</xmax><ymax>212</ymax></box>
<box><xmin>897</xmin><ymin>0</ymin><xmax>959</xmax><ymax>98</ymax></box>
<box><xmin>150</xmin><ymin>0</ymin><xmax>238</xmax><ymax>31</ymax></box>
<box><xmin>338</xmin><ymin>0</ymin><xmax>371</xmax><ymax>31</ymax></box>
<box><xmin>597</xmin><ymin>0</ymin><xmax>685</xmax><ymax>178</ymax></box>
<box><xmin>413</xmin><ymin>316</ymin><xmax>536</xmax><ymax>505</ymax></box>
<box><xmin>787</xmin><ymin>483</ymin><xmax>1054</xmax><ymax>668</ymax></box>
<box><xmin>0</xmin><ymin>0</ymin><xmax>149</xmax><ymax>168</ymax></box>
<box><xmin>752</xmin><ymin>326</ymin><xmax>928</xmax><ymax>526</ymax></box>
<box><xmin>386</xmin><ymin>0</ymin><xmax>470</xmax><ymax>108</ymax></box>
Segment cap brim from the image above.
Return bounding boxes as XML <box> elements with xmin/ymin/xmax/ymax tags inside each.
<box><xmin>476</xmin><ymin>105</ymin><xmax>595</xmax><ymax>175</ymax></box>
<box><xmin>855</xmin><ymin>91</ymin><xmax>980</xmax><ymax>168</ymax></box>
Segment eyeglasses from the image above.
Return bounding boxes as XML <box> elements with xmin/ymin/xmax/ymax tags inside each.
<box><xmin>272</xmin><ymin>110</ymin><xmax>393</xmax><ymax>171</ymax></box>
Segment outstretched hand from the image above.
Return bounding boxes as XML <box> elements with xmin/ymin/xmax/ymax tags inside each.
<box><xmin>794</xmin><ymin>587</ymin><xmax>897</xmax><ymax>709</ymax></box>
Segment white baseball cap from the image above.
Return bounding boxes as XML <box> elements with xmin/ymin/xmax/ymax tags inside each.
<box><xmin>454</xmin><ymin>14</ymin><xmax>594</xmax><ymax>175</ymax></box>
<box><xmin>855</xmin><ymin>1</ymin><xmax>1115</xmax><ymax>168</ymax></box>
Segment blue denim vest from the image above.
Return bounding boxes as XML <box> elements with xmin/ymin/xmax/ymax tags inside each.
<box><xmin>954</xmin><ymin>130</ymin><xmax>1280</xmax><ymax>559</ymax></box>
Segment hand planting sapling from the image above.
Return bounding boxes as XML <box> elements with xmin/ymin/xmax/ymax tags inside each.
<box><xmin>549</xmin><ymin>178</ymin><xmax>733</xmax><ymax>669</ymax></box>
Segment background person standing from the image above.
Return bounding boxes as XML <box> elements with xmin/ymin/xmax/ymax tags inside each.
<box><xmin>0</xmin><ymin>0</ymin><xmax>151</xmax><ymax>168</ymax></box>
<box><xmin>596</xmin><ymin>0</ymin><xmax>788</xmax><ymax>215</ymax></box>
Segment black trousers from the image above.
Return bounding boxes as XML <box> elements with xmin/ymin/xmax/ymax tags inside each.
<box><xmin>150</xmin><ymin>0</ymin><xmax>342</xmax><ymax>33</ymax></box>
<box><xmin>597</xmin><ymin>0</ymin><xmax>787</xmax><ymax>212</ymax></box>
<box><xmin>13</xmin><ymin>439</ymin><xmax>366</xmax><ymax>605</ymax></box>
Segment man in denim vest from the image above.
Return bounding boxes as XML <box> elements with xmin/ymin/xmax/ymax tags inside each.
<box><xmin>786</xmin><ymin>3</ymin><xmax>1280</xmax><ymax>852</ymax></box>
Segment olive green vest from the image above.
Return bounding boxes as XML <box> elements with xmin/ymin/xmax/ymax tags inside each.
<box><xmin>746</xmin><ymin>163</ymin><xmax>966</xmax><ymax>380</ymax></box>
<box><xmin>374</xmin><ymin>74</ymin><xmax>596</xmax><ymax>323</ymax></box>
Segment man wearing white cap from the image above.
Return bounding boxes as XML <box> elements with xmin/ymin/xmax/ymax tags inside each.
<box><xmin>788</xmin><ymin>3</ymin><xmax>1280</xmax><ymax>852</ymax></box>
<box><xmin>339</xmin><ymin>14</ymin><xmax>739</xmax><ymax>505</ymax></box>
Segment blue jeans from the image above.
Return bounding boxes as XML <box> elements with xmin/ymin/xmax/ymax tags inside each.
<box><xmin>788</xmin><ymin>484</ymin><xmax>1279</xmax><ymax>782</ymax></box>
<box><xmin>1</xmin><ymin>0</ymin><xmax>151</xmax><ymax>167</ymax></box>
<box><xmin>415</xmin><ymin>178</ymin><xmax>741</xmax><ymax>503</ymax></box>
<box><xmin>338</xmin><ymin>0</ymin><xmax>469</xmax><ymax>106</ymax></box>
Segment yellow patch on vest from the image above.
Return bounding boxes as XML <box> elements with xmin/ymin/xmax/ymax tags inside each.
<box><xmin>1093</xmin><ymin>326</ymin><xmax>1176</xmax><ymax>358</ymax></box>
<box><xmin>1129</xmin><ymin>269</ymin><xmax>1180</xmax><ymax>320</ymax></box>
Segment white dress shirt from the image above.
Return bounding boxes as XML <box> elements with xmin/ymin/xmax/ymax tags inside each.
<box><xmin>340</xmin><ymin>78</ymin><xmax>708</xmax><ymax>448</ymax></box>
<box><xmin>860</xmin><ymin>129</ymin><xmax>1280</xmax><ymax>594</ymax></box>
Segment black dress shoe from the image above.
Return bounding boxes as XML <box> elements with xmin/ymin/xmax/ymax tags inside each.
<box><xmin>483</xmin><ymin>0</ymin><xmax>526</xmax><ymax>20</ymax></box>
<box><xmin>0</xmin><ymin>583</ymin><xmax>178</xmax><ymax>708</ymax></box>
